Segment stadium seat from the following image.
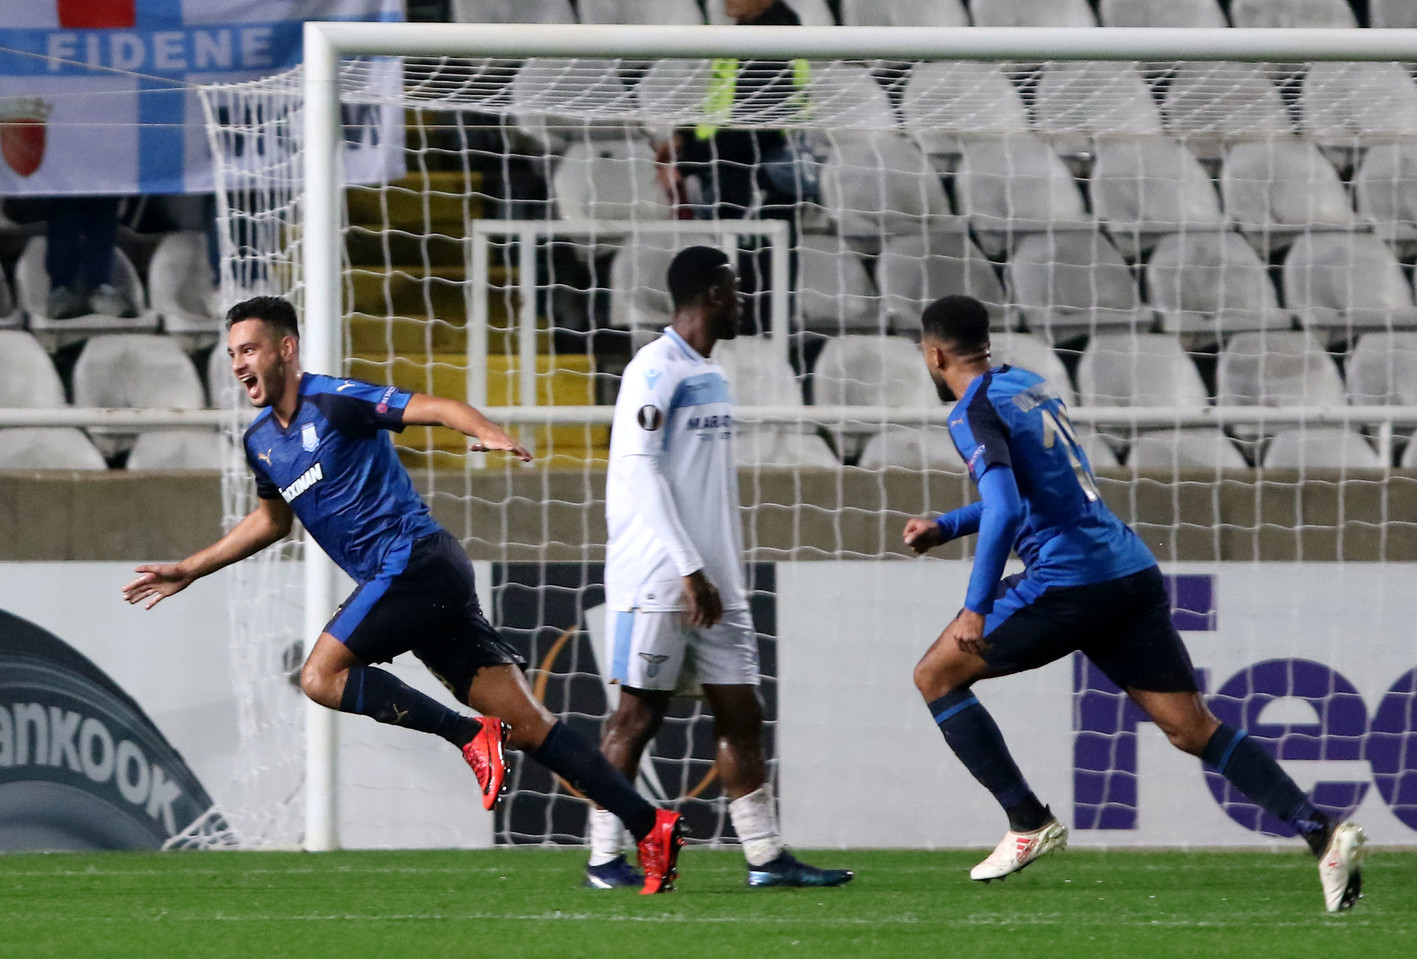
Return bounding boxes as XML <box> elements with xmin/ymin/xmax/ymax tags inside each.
<box><xmin>794</xmin><ymin>234</ymin><xmax>879</xmax><ymax>334</ymax></box>
<box><xmin>705</xmin><ymin>0</ymin><xmax>835</xmax><ymax>25</ymax></box>
<box><xmin>148</xmin><ymin>231</ymin><xmax>220</xmax><ymax>351</ymax></box>
<box><xmin>1127</xmin><ymin>428</ymin><xmax>1249</xmax><ymax>469</ymax></box>
<box><xmin>1299</xmin><ymin>62</ymin><xmax>1417</xmax><ymax>144</ymax></box>
<box><xmin>970</xmin><ymin>0</ymin><xmax>1096</xmax><ymax>26</ymax></box>
<box><xmin>0</xmin><ymin>264</ymin><xmax>20</xmax><ymax>330</ymax></box>
<box><xmin>1077</xmin><ymin>428</ymin><xmax>1121</xmax><ymax>468</ymax></box>
<box><xmin>1282</xmin><ymin>233</ymin><xmax>1417</xmax><ymax>344</ymax></box>
<box><xmin>0</xmin><ymin>428</ymin><xmax>107</xmax><ymax>470</ymax></box>
<box><xmin>449</xmin><ymin>0</ymin><xmax>576</xmax><ymax>22</ymax></box>
<box><xmin>1145</xmin><ymin>231</ymin><xmax>1291</xmax><ymax>340</ymax></box>
<box><xmin>1031</xmin><ymin>63</ymin><xmax>1164</xmax><ymax>162</ymax></box>
<box><xmin>578</xmin><ymin>0</ymin><xmax>703</xmax><ymax>23</ymax></box>
<box><xmin>1076</xmin><ymin>333</ymin><xmax>1210</xmax><ymax>408</ymax></box>
<box><xmin>206</xmin><ymin>342</ymin><xmax>241</xmax><ymax>410</ymax></box>
<box><xmin>1006</xmin><ymin>231</ymin><xmax>1148</xmax><ymax>341</ymax></box>
<box><xmin>953</xmin><ymin>134</ymin><xmax>1091</xmax><ymax>256</ymax></box>
<box><xmin>811</xmin><ymin>335</ymin><xmax>938</xmax><ymax>458</ymax></box>
<box><xmin>1216</xmin><ymin>331</ymin><xmax>1346</xmax><ymax>439</ymax></box>
<box><xmin>608</xmin><ymin>230</ymin><xmax>719</xmax><ymax>335</ymax></box>
<box><xmin>818</xmin><ymin>134</ymin><xmax>955</xmax><ymax>239</ymax></box>
<box><xmin>1262</xmin><ymin>427</ymin><xmax>1384</xmax><ymax>469</ymax></box>
<box><xmin>1229</xmin><ymin>0</ymin><xmax>1356</xmax><ymax>28</ymax></box>
<box><xmin>1345</xmin><ymin>332</ymin><xmax>1417</xmax><ymax>406</ymax></box>
<box><xmin>552</xmin><ymin>139</ymin><xmax>671</xmax><ymax>239</ymax></box>
<box><xmin>125</xmin><ymin>429</ymin><xmax>228</xmax><ymax>470</ymax></box>
<box><xmin>900</xmin><ymin>61</ymin><xmax>1030</xmax><ymax>164</ymax></box>
<box><xmin>15</xmin><ymin>237</ymin><xmax>158</xmax><ymax>350</ymax></box>
<box><xmin>876</xmin><ymin>232</ymin><xmax>1007</xmax><ymax>334</ymax></box>
<box><xmin>1403</xmin><ymin>432</ymin><xmax>1417</xmax><ymax>468</ymax></box>
<box><xmin>71</xmin><ymin>333</ymin><xmax>208</xmax><ymax>457</ymax></box>
<box><xmin>1353</xmin><ymin>143</ymin><xmax>1417</xmax><ymax>247</ymax></box>
<box><xmin>809</xmin><ymin>62</ymin><xmax>899</xmax><ymax>140</ymax></box>
<box><xmin>735</xmin><ymin>430</ymin><xmax>839</xmax><ymax>468</ymax></box>
<box><xmin>1220</xmin><ymin>140</ymin><xmax>1355</xmax><ymax>254</ymax></box>
<box><xmin>840</xmin><ymin>0</ymin><xmax>969</xmax><ymax>26</ymax></box>
<box><xmin>1162</xmin><ymin>63</ymin><xmax>1292</xmax><ymax>158</ymax></box>
<box><xmin>509</xmin><ymin>59</ymin><xmax>633</xmax><ymax>150</ymax></box>
<box><xmin>989</xmin><ymin>332</ymin><xmax>1077</xmax><ymax>408</ymax></box>
<box><xmin>1091</xmin><ymin>137</ymin><xmax>1226</xmax><ymax>258</ymax></box>
<box><xmin>1371</xmin><ymin>0</ymin><xmax>1417</xmax><ymax>28</ymax></box>
<box><xmin>1099</xmin><ymin>0</ymin><xmax>1228</xmax><ymax>26</ymax></box>
<box><xmin>713</xmin><ymin>336</ymin><xmax>802</xmax><ymax>409</ymax></box>
<box><xmin>857</xmin><ymin>426</ymin><xmax>965</xmax><ymax>472</ymax></box>
<box><xmin>0</xmin><ymin>331</ymin><xmax>66</xmax><ymax>408</ymax></box>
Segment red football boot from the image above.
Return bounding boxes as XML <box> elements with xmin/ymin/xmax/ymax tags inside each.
<box><xmin>461</xmin><ymin>717</ymin><xmax>509</xmax><ymax>811</ymax></box>
<box><xmin>636</xmin><ymin>809</ymin><xmax>686</xmax><ymax>895</ymax></box>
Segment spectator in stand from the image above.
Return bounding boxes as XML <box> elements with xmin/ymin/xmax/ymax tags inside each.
<box><xmin>5</xmin><ymin>195</ymin><xmax>139</xmax><ymax>319</ymax></box>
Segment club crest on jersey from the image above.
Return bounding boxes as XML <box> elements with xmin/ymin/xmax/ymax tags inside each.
<box><xmin>301</xmin><ymin>422</ymin><xmax>319</xmax><ymax>452</ymax></box>
<box><xmin>644</xmin><ymin>368</ymin><xmax>661</xmax><ymax>388</ymax></box>
<box><xmin>638</xmin><ymin>652</ymin><xmax>670</xmax><ymax>678</ymax></box>
<box><xmin>637</xmin><ymin>405</ymin><xmax>664</xmax><ymax>431</ymax></box>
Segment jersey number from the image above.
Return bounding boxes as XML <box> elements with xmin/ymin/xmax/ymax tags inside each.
<box><xmin>1039</xmin><ymin>408</ymin><xmax>1100</xmax><ymax>502</ymax></box>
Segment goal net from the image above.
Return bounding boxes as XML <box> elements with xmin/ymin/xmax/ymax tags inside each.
<box><xmin>200</xmin><ymin>25</ymin><xmax>1417</xmax><ymax>852</ymax></box>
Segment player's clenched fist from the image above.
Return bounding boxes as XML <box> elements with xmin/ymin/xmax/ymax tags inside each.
<box><xmin>903</xmin><ymin>517</ymin><xmax>944</xmax><ymax>554</ymax></box>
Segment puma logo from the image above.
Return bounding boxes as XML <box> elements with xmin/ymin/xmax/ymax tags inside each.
<box><xmin>391</xmin><ymin>704</ymin><xmax>408</xmax><ymax>725</ymax></box>
<box><xmin>336</xmin><ymin>381</ymin><xmax>357</xmax><ymax>391</ymax></box>
<box><xmin>256</xmin><ymin>448</ymin><xmax>273</xmax><ymax>465</ymax></box>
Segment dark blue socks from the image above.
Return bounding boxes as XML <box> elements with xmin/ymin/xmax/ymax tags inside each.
<box><xmin>532</xmin><ymin>720</ymin><xmax>658</xmax><ymax>841</ymax></box>
<box><xmin>339</xmin><ymin>665</ymin><xmax>480</xmax><ymax>747</ymax></box>
<box><xmin>1202</xmin><ymin>724</ymin><xmax>1331</xmax><ymax>853</ymax></box>
<box><xmin>928</xmin><ymin>689</ymin><xmax>1050</xmax><ymax>832</ymax></box>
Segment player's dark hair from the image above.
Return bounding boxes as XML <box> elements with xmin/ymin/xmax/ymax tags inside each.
<box><xmin>667</xmin><ymin>245</ymin><xmax>733</xmax><ymax>310</ymax></box>
<box><xmin>226</xmin><ymin>295</ymin><xmax>300</xmax><ymax>341</ymax></box>
<box><xmin>920</xmin><ymin>295</ymin><xmax>990</xmax><ymax>351</ymax></box>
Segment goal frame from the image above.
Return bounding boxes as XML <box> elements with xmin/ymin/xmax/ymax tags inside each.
<box><xmin>298</xmin><ymin>22</ymin><xmax>1417</xmax><ymax>851</ymax></box>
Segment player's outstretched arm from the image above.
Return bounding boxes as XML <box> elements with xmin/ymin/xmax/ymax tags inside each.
<box><xmin>121</xmin><ymin>496</ymin><xmax>294</xmax><ymax>610</ymax></box>
<box><xmin>402</xmin><ymin>393</ymin><xmax>533</xmax><ymax>461</ymax></box>
<box><xmin>903</xmin><ymin>501</ymin><xmax>985</xmax><ymax>554</ymax></box>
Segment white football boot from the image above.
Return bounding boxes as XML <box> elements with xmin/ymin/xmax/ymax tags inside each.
<box><xmin>1318</xmin><ymin>822</ymin><xmax>1368</xmax><ymax>913</ymax></box>
<box><xmin>970</xmin><ymin>818</ymin><xmax>1069</xmax><ymax>881</ymax></box>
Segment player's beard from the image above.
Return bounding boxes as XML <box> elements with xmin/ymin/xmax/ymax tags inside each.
<box><xmin>930</xmin><ymin>371</ymin><xmax>955</xmax><ymax>404</ymax></box>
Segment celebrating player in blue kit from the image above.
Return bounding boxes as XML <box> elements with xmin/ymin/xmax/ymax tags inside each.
<box><xmin>902</xmin><ymin>294</ymin><xmax>1367</xmax><ymax>912</ymax></box>
<box><xmin>121</xmin><ymin>296</ymin><xmax>685</xmax><ymax>892</ymax></box>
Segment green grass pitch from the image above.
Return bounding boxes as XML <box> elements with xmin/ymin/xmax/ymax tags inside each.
<box><xmin>2</xmin><ymin>847</ymin><xmax>1413</xmax><ymax>958</ymax></box>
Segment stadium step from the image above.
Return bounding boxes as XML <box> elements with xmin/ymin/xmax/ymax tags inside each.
<box><xmin>345</xmin><ymin>169</ymin><xmax>484</xmax><ymax>234</ymax></box>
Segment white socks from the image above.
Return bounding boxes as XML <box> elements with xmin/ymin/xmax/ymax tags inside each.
<box><xmin>729</xmin><ymin>783</ymin><xmax>784</xmax><ymax>867</ymax></box>
<box><xmin>587</xmin><ymin>805</ymin><xmax>626</xmax><ymax>866</ymax></box>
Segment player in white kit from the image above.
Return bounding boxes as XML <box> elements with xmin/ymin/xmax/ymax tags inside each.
<box><xmin>584</xmin><ymin>246</ymin><xmax>853</xmax><ymax>890</ymax></box>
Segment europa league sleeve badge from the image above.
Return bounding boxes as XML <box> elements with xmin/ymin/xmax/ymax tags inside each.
<box><xmin>0</xmin><ymin>97</ymin><xmax>50</xmax><ymax>179</ymax></box>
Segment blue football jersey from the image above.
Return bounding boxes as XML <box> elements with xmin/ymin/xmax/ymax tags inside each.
<box><xmin>242</xmin><ymin>373</ymin><xmax>442</xmax><ymax>583</ymax></box>
<box><xmin>947</xmin><ymin>366</ymin><xmax>1156</xmax><ymax>588</ymax></box>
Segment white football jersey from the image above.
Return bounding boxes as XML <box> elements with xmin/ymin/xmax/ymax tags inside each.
<box><xmin>605</xmin><ymin>327</ymin><xmax>746</xmax><ymax>612</ymax></box>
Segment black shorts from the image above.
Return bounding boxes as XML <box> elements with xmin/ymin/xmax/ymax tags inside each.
<box><xmin>980</xmin><ymin>565</ymin><xmax>1199</xmax><ymax>694</ymax></box>
<box><xmin>325</xmin><ymin>530</ymin><xmax>525</xmax><ymax>702</ymax></box>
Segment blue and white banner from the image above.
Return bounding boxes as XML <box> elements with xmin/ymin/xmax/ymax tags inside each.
<box><xmin>0</xmin><ymin>0</ymin><xmax>402</xmax><ymax>196</ymax></box>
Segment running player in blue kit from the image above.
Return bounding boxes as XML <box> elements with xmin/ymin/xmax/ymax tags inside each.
<box><xmin>121</xmin><ymin>296</ymin><xmax>684</xmax><ymax>892</ymax></box>
<box><xmin>902</xmin><ymin>295</ymin><xmax>1366</xmax><ymax>912</ymax></box>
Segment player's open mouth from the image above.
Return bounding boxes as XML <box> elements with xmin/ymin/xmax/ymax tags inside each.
<box><xmin>240</xmin><ymin>374</ymin><xmax>259</xmax><ymax>397</ymax></box>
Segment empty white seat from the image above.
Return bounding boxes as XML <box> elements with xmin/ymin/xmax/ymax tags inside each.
<box><xmin>608</xmin><ymin>231</ymin><xmax>719</xmax><ymax>333</ymax></box>
<box><xmin>970</xmin><ymin>0</ymin><xmax>1096</xmax><ymax>26</ymax></box>
<box><xmin>1077</xmin><ymin>333</ymin><xmax>1210</xmax><ymax>408</ymax></box>
<box><xmin>15</xmin><ymin>237</ymin><xmax>158</xmax><ymax>350</ymax></box>
<box><xmin>1300</xmin><ymin>62</ymin><xmax>1417</xmax><ymax>142</ymax></box>
<box><xmin>809</xmin><ymin>62</ymin><xmax>899</xmax><ymax>136</ymax></box>
<box><xmin>1371</xmin><ymin>0</ymin><xmax>1417</xmax><ymax>28</ymax></box>
<box><xmin>901</xmin><ymin>62</ymin><xmax>1030</xmax><ymax>162</ymax></box>
<box><xmin>1128</xmin><ymin>428</ymin><xmax>1248</xmax><ymax>469</ymax></box>
<box><xmin>1404</xmin><ymin>432</ymin><xmax>1417</xmax><ymax>468</ymax></box>
<box><xmin>1077</xmin><ymin>428</ymin><xmax>1121</xmax><ymax>468</ymax></box>
<box><xmin>876</xmin><ymin>232</ymin><xmax>1006</xmax><ymax>333</ymax></box>
<box><xmin>0</xmin><ymin>428</ymin><xmax>107</xmax><ymax>470</ymax></box>
<box><xmin>1216</xmin><ymin>330</ymin><xmax>1346</xmax><ymax>413</ymax></box>
<box><xmin>819</xmin><ymin>134</ymin><xmax>954</xmax><ymax>237</ymax></box>
<box><xmin>206</xmin><ymin>341</ymin><xmax>241</xmax><ymax>410</ymax></box>
<box><xmin>1006</xmin><ymin>231</ymin><xmax>1147</xmax><ymax>341</ymax></box>
<box><xmin>1346</xmin><ymin>332</ymin><xmax>1417</xmax><ymax>406</ymax></box>
<box><xmin>1353</xmin><ymin>143</ymin><xmax>1417</xmax><ymax>246</ymax></box>
<box><xmin>735</xmin><ymin>430</ymin><xmax>839</xmax><ymax>468</ymax></box>
<box><xmin>989</xmin><ymin>332</ymin><xmax>1077</xmax><ymax>408</ymax></box>
<box><xmin>812</xmin><ymin>335</ymin><xmax>938</xmax><ymax>458</ymax></box>
<box><xmin>552</xmin><ymin>139</ymin><xmax>671</xmax><ymax>229</ymax></box>
<box><xmin>1032</xmin><ymin>63</ymin><xmax>1163</xmax><ymax>160</ymax></box>
<box><xmin>449</xmin><ymin>0</ymin><xmax>576</xmax><ymax>22</ymax></box>
<box><xmin>510</xmin><ymin>59</ymin><xmax>633</xmax><ymax>149</ymax></box>
<box><xmin>1145</xmin><ymin>231</ymin><xmax>1290</xmax><ymax>339</ymax></box>
<box><xmin>1230</xmin><ymin>0</ymin><xmax>1356</xmax><ymax>27</ymax></box>
<box><xmin>1221</xmin><ymin>140</ymin><xmax>1355</xmax><ymax>253</ymax></box>
<box><xmin>1162</xmin><ymin>63</ymin><xmax>1292</xmax><ymax>158</ymax></box>
<box><xmin>795</xmin><ymin>234</ymin><xmax>879</xmax><ymax>333</ymax></box>
<box><xmin>126</xmin><ymin>430</ymin><xmax>227</xmax><ymax>470</ymax></box>
<box><xmin>1100</xmin><ymin>0</ymin><xmax>1228</xmax><ymax>26</ymax></box>
<box><xmin>0</xmin><ymin>263</ymin><xmax>19</xmax><ymax>330</ymax></box>
<box><xmin>578</xmin><ymin>0</ymin><xmax>703</xmax><ymax>23</ymax></box>
<box><xmin>1282</xmin><ymin>233</ymin><xmax>1417</xmax><ymax>343</ymax></box>
<box><xmin>635</xmin><ymin>59</ymin><xmax>711</xmax><ymax>137</ymax></box>
<box><xmin>1263</xmin><ymin>427</ymin><xmax>1384</xmax><ymax>469</ymax></box>
<box><xmin>713</xmin><ymin>337</ymin><xmax>802</xmax><ymax>409</ymax></box>
<box><xmin>954</xmin><ymin>134</ymin><xmax>1090</xmax><ymax>256</ymax></box>
<box><xmin>149</xmin><ymin>231</ymin><xmax>220</xmax><ymax>350</ymax></box>
<box><xmin>1092</xmin><ymin>137</ymin><xmax>1225</xmax><ymax>257</ymax></box>
<box><xmin>857</xmin><ymin>426</ymin><xmax>965</xmax><ymax>472</ymax></box>
<box><xmin>840</xmin><ymin>0</ymin><xmax>968</xmax><ymax>26</ymax></box>
<box><xmin>71</xmin><ymin>334</ymin><xmax>207</xmax><ymax>457</ymax></box>
<box><xmin>0</xmin><ymin>330</ymin><xmax>66</xmax><ymax>408</ymax></box>
<box><xmin>705</xmin><ymin>0</ymin><xmax>835</xmax><ymax>24</ymax></box>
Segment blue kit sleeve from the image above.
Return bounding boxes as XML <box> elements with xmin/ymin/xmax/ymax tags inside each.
<box><xmin>963</xmin><ymin>465</ymin><xmax>1024</xmax><ymax>615</ymax></box>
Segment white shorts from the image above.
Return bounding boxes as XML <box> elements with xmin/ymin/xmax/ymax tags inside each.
<box><xmin>609</xmin><ymin>607</ymin><xmax>760</xmax><ymax>692</ymax></box>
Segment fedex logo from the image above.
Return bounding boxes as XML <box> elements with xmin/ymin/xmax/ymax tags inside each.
<box><xmin>1074</xmin><ymin>574</ymin><xmax>1417</xmax><ymax>834</ymax></box>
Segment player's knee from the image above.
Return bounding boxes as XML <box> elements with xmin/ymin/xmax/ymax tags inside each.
<box><xmin>299</xmin><ymin>662</ymin><xmax>339</xmax><ymax>708</ymax></box>
<box><xmin>913</xmin><ymin>657</ymin><xmax>951</xmax><ymax>700</ymax></box>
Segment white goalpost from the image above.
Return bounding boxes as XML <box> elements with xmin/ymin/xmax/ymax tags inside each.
<box><xmin>198</xmin><ymin>23</ymin><xmax>1417</xmax><ymax>852</ymax></box>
